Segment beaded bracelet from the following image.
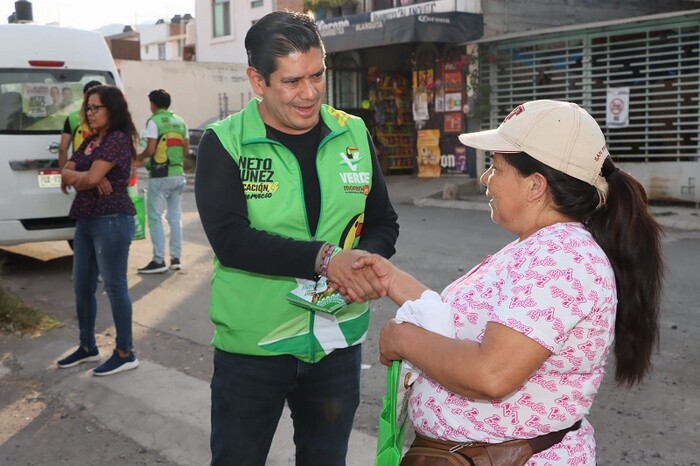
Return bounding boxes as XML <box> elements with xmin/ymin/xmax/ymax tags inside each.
<box><xmin>320</xmin><ymin>244</ymin><xmax>336</xmax><ymax>278</ymax></box>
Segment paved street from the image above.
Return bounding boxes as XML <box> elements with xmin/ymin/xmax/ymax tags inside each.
<box><xmin>1</xmin><ymin>175</ymin><xmax>699</xmax><ymax>465</ymax></box>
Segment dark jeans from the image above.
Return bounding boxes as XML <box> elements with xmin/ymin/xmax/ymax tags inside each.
<box><xmin>210</xmin><ymin>345</ymin><xmax>361</xmax><ymax>466</ymax></box>
<box><xmin>72</xmin><ymin>214</ymin><xmax>134</xmax><ymax>351</ymax></box>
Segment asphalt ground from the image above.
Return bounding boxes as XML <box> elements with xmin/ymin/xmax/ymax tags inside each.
<box><xmin>0</xmin><ymin>173</ymin><xmax>697</xmax><ymax>466</ymax></box>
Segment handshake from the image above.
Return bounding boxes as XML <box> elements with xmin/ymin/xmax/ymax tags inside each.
<box><xmin>326</xmin><ymin>249</ymin><xmax>395</xmax><ymax>304</ymax></box>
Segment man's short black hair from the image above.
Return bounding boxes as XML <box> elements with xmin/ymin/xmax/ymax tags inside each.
<box><xmin>244</xmin><ymin>11</ymin><xmax>325</xmax><ymax>85</ymax></box>
<box><xmin>148</xmin><ymin>89</ymin><xmax>171</xmax><ymax>109</ymax></box>
<box><xmin>83</xmin><ymin>80</ymin><xmax>102</xmax><ymax>94</ymax></box>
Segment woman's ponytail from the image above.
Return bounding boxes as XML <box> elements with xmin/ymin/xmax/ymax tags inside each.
<box><xmin>587</xmin><ymin>158</ymin><xmax>664</xmax><ymax>386</ymax></box>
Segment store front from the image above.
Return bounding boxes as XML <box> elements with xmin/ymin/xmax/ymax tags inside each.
<box><xmin>410</xmin><ymin>43</ymin><xmax>479</xmax><ymax>177</ymax></box>
<box><xmin>320</xmin><ymin>2</ymin><xmax>482</xmax><ymax>176</ymax></box>
<box><xmin>471</xmin><ymin>9</ymin><xmax>700</xmax><ymax>201</ymax></box>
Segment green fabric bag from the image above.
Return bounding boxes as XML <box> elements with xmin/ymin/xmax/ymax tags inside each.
<box><xmin>375</xmin><ymin>361</ymin><xmax>409</xmax><ymax>466</ymax></box>
<box><xmin>131</xmin><ymin>194</ymin><xmax>146</xmax><ymax>241</ymax></box>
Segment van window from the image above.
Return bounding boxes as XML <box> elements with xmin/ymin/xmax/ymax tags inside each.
<box><xmin>0</xmin><ymin>69</ymin><xmax>115</xmax><ymax>134</ymax></box>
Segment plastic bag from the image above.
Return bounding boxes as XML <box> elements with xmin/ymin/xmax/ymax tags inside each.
<box><xmin>131</xmin><ymin>194</ymin><xmax>146</xmax><ymax>241</ymax></box>
<box><xmin>375</xmin><ymin>361</ymin><xmax>409</xmax><ymax>466</ymax></box>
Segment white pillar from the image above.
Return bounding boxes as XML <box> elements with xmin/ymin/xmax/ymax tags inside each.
<box><xmin>476</xmin><ymin>149</ymin><xmax>486</xmax><ymax>193</ymax></box>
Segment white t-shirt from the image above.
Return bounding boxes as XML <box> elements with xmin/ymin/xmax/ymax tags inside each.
<box><xmin>144</xmin><ymin>118</ymin><xmax>190</xmax><ymax>139</ymax></box>
<box><xmin>407</xmin><ymin>222</ymin><xmax>616</xmax><ymax>466</ymax></box>
<box><xmin>144</xmin><ymin>118</ymin><xmax>158</xmax><ymax>139</ymax></box>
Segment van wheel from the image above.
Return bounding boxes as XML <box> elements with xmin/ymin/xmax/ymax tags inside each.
<box><xmin>68</xmin><ymin>239</ymin><xmax>74</xmax><ymax>250</ymax></box>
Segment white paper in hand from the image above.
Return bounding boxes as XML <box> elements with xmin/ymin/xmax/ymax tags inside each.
<box><xmin>395</xmin><ymin>290</ymin><xmax>453</xmax><ymax>386</ymax></box>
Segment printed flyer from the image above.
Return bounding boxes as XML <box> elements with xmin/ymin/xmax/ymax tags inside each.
<box><xmin>287</xmin><ymin>277</ymin><xmax>348</xmax><ymax>314</ymax></box>
<box><xmin>416</xmin><ymin>129</ymin><xmax>441</xmax><ymax>178</ymax></box>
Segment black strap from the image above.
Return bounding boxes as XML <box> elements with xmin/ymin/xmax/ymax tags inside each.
<box><xmin>527</xmin><ymin>420</ymin><xmax>582</xmax><ymax>453</ymax></box>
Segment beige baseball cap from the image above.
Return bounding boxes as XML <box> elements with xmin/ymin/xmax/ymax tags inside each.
<box><xmin>458</xmin><ymin>100</ymin><xmax>609</xmax><ymax>197</ymax></box>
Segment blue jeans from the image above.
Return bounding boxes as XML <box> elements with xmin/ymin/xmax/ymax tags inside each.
<box><xmin>72</xmin><ymin>214</ymin><xmax>134</xmax><ymax>351</ymax></box>
<box><xmin>210</xmin><ymin>345</ymin><xmax>361</xmax><ymax>466</ymax></box>
<box><xmin>147</xmin><ymin>176</ymin><xmax>186</xmax><ymax>262</ymax></box>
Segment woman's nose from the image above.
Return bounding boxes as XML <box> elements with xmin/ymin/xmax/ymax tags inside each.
<box><xmin>479</xmin><ymin>168</ymin><xmax>490</xmax><ymax>187</ymax></box>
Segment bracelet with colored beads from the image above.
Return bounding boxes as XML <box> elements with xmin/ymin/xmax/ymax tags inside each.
<box><xmin>320</xmin><ymin>244</ymin><xmax>336</xmax><ymax>278</ymax></box>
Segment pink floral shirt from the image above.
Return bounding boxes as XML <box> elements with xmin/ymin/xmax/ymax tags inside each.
<box><xmin>408</xmin><ymin>222</ymin><xmax>616</xmax><ymax>465</ymax></box>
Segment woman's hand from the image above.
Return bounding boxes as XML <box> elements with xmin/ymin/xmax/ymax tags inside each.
<box><xmin>352</xmin><ymin>254</ymin><xmax>396</xmax><ymax>296</ymax></box>
<box><xmin>61</xmin><ymin>169</ymin><xmax>80</xmax><ymax>188</ymax></box>
<box><xmin>379</xmin><ymin>319</ymin><xmax>412</xmax><ymax>366</ymax></box>
<box><xmin>353</xmin><ymin>254</ymin><xmax>427</xmax><ymax>306</ymax></box>
<box><xmin>62</xmin><ymin>160</ymin><xmax>115</xmax><ymax>191</ymax></box>
<box><xmin>61</xmin><ymin>162</ymin><xmax>77</xmax><ymax>192</ymax></box>
<box><xmin>96</xmin><ymin>178</ymin><xmax>113</xmax><ymax>196</ymax></box>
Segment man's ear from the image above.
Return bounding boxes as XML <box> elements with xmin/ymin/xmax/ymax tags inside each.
<box><xmin>247</xmin><ymin>67</ymin><xmax>265</xmax><ymax>95</ymax></box>
<box><xmin>528</xmin><ymin>172</ymin><xmax>548</xmax><ymax>202</ymax></box>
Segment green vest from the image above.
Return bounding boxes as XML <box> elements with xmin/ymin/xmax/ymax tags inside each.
<box><xmin>148</xmin><ymin>109</ymin><xmax>187</xmax><ymax>178</ymax></box>
<box><xmin>68</xmin><ymin>110</ymin><xmax>91</xmax><ymax>151</ymax></box>
<box><xmin>208</xmin><ymin>99</ymin><xmax>374</xmax><ymax>362</ymax></box>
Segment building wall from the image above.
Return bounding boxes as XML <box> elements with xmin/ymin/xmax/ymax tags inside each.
<box><xmin>195</xmin><ymin>0</ymin><xmax>304</xmax><ymax>64</ymax></box>
<box><xmin>139</xmin><ymin>23</ymin><xmax>167</xmax><ymax>45</ymax></box>
<box><xmin>106</xmin><ymin>38</ymin><xmax>140</xmax><ymax>60</ymax></box>
<box><xmin>139</xmin><ymin>22</ymin><xmax>190</xmax><ymax>61</ymax></box>
<box><xmin>279</xmin><ymin>0</ymin><xmax>304</xmax><ymax>12</ymax></box>
<box><xmin>140</xmin><ymin>23</ymin><xmax>166</xmax><ymax>60</ymax></box>
<box><xmin>481</xmin><ymin>0</ymin><xmax>699</xmax><ymax>37</ymax></box>
<box><xmin>622</xmin><ymin>161</ymin><xmax>700</xmax><ymax>203</ymax></box>
<box><xmin>115</xmin><ymin>59</ymin><xmax>251</xmax><ymax>130</ymax></box>
<box><xmin>195</xmin><ymin>1</ymin><xmax>271</xmax><ymax>63</ymax></box>
<box><xmin>477</xmin><ymin>11</ymin><xmax>700</xmax><ymax>201</ymax></box>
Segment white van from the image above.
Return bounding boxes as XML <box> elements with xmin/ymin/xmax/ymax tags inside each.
<box><xmin>0</xmin><ymin>24</ymin><xmax>122</xmax><ymax>246</ymax></box>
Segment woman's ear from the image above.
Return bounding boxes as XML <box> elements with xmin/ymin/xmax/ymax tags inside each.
<box><xmin>528</xmin><ymin>172</ymin><xmax>548</xmax><ymax>203</ymax></box>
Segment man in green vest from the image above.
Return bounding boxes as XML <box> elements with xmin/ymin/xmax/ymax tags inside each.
<box><xmin>58</xmin><ymin>80</ymin><xmax>102</xmax><ymax>168</ymax></box>
<box><xmin>137</xmin><ymin>89</ymin><xmax>189</xmax><ymax>274</ymax></box>
<box><xmin>195</xmin><ymin>11</ymin><xmax>399</xmax><ymax>466</ymax></box>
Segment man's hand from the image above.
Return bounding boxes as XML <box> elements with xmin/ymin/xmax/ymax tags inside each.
<box><xmin>326</xmin><ymin>249</ymin><xmax>386</xmax><ymax>303</ymax></box>
<box><xmin>138</xmin><ymin>137</ymin><xmax>157</xmax><ymax>163</ymax></box>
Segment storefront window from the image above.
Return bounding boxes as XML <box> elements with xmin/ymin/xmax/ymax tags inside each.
<box><xmin>369</xmin><ymin>66</ymin><xmax>415</xmax><ymax>175</ymax></box>
<box><xmin>333</xmin><ymin>54</ymin><xmax>362</xmax><ymax>110</ymax></box>
<box><xmin>410</xmin><ymin>44</ymin><xmax>476</xmax><ymax>177</ymax></box>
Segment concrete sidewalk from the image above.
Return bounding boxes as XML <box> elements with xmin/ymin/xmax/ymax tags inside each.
<box><xmin>15</xmin><ymin>337</ymin><xmax>377</xmax><ymax>466</ymax></box>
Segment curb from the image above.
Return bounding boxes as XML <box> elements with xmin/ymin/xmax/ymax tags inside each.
<box><xmin>413</xmin><ymin>195</ymin><xmax>700</xmax><ymax>232</ymax></box>
<box><xmin>414</xmin><ymin>197</ymin><xmax>490</xmax><ymax>212</ymax></box>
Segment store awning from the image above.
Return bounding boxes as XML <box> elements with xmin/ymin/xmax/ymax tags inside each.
<box><xmin>318</xmin><ymin>11</ymin><xmax>483</xmax><ymax>53</ymax></box>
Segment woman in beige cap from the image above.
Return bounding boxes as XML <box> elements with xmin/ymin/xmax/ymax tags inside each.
<box><xmin>357</xmin><ymin>100</ymin><xmax>663</xmax><ymax>465</ymax></box>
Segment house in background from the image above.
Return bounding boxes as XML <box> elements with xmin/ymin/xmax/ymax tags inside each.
<box><xmin>104</xmin><ymin>26</ymin><xmax>140</xmax><ymax>61</ymax></box>
<box><xmin>101</xmin><ymin>13</ymin><xmax>249</xmax><ymax>132</ymax></box>
<box><xmin>139</xmin><ymin>14</ymin><xmax>195</xmax><ymax>61</ymax></box>
<box><xmin>103</xmin><ymin>14</ymin><xmax>196</xmax><ymax>62</ymax></box>
<box><xmin>195</xmin><ymin>0</ymin><xmax>303</xmax><ymax>63</ymax></box>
